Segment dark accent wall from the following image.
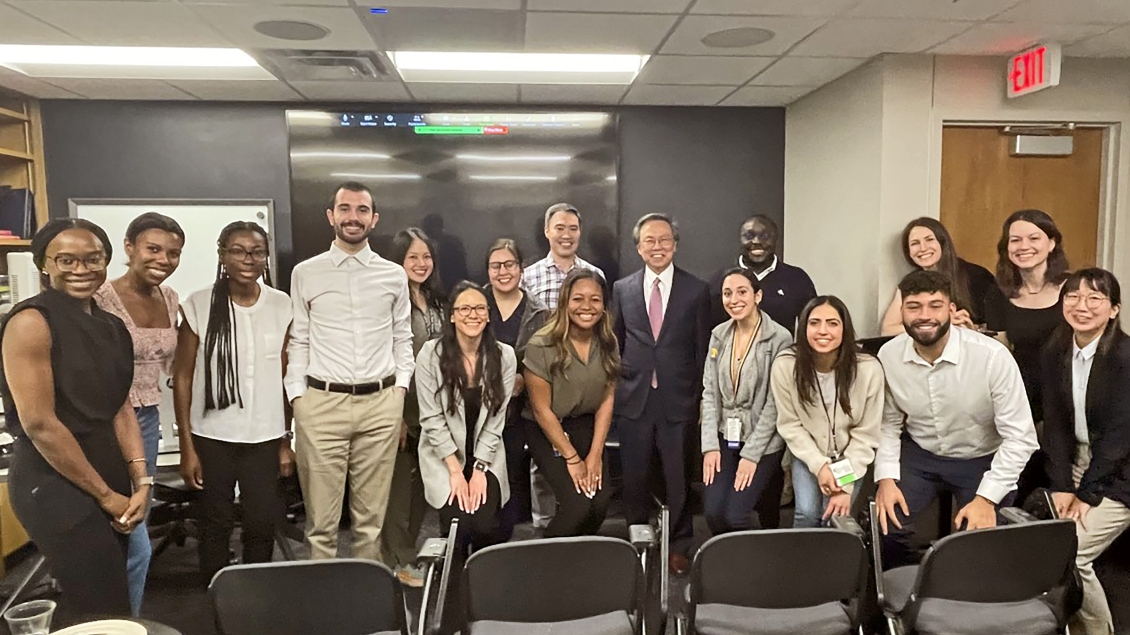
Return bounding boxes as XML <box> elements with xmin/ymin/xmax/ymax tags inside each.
<box><xmin>41</xmin><ymin>101</ymin><xmax>783</xmax><ymax>288</ymax></box>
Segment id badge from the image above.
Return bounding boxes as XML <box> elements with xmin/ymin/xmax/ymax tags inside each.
<box><xmin>724</xmin><ymin>417</ymin><xmax>742</xmax><ymax>450</ymax></box>
<box><xmin>829</xmin><ymin>457</ymin><xmax>857</xmax><ymax>487</ymax></box>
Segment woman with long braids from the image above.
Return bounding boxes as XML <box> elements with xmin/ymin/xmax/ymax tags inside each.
<box><xmin>93</xmin><ymin>212</ymin><xmax>184</xmax><ymax>614</ymax></box>
<box><xmin>381</xmin><ymin>227</ymin><xmax>446</xmax><ymax>587</ymax></box>
<box><xmin>171</xmin><ymin>222</ymin><xmax>293</xmax><ymax>585</ymax></box>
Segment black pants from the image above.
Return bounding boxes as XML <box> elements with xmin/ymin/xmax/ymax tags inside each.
<box><xmin>880</xmin><ymin>436</ymin><xmax>1015</xmax><ymax>569</ymax></box>
<box><xmin>498</xmin><ymin>416</ymin><xmax>532</xmax><ymax>541</ymax></box>
<box><xmin>437</xmin><ymin>472</ymin><xmax>503</xmax><ymax>635</ymax></box>
<box><xmin>381</xmin><ymin>434</ymin><xmax>428</xmax><ymax>568</ymax></box>
<box><xmin>194</xmin><ymin>435</ymin><xmax>283</xmax><ymax>584</ymax></box>
<box><xmin>9</xmin><ymin>439</ymin><xmax>130</xmax><ymax>624</ymax></box>
<box><xmin>524</xmin><ymin>415</ymin><xmax>611</xmax><ymax>537</ymax></box>
<box><xmin>619</xmin><ymin>389</ymin><xmax>693</xmax><ymax>553</ymax></box>
<box><xmin>702</xmin><ymin>445</ymin><xmax>785</xmax><ymax>536</ymax></box>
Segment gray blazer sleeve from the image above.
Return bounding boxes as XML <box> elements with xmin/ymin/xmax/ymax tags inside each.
<box><xmin>700</xmin><ymin>329</ymin><xmax>724</xmax><ymax>454</ymax></box>
<box><xmin>740</xmin><ymin>330</ymin><xmax>792</xmax><ymax>463</ymax></box>
<box><xmin>473</xmin><ymin>345</ymin><xmax>517</xmax><ymax>465</ymax></box>
<box><xmin>416</xmin><ymin>341</ymin><xmax>460</xmax><ymax>460</ymax></box>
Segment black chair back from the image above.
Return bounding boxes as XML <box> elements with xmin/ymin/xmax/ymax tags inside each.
<box><xmin>691</xmin><ymin>529</ymin><xmax>868</xmax><ymax>610</ymax></box>
<box><xmin>913</xmin><ymin>519</ymin><xmax>1077</xmax><ymax>604</ymax></box>
<box><xmin>463</xmin><ymin>536</ymin><xmax>640</xmax><ymax>623</ymax></box>
<box><xmin>210</xmin><ymin>559</ymin><xmax>407</xmax><ymax>635</ymax></box>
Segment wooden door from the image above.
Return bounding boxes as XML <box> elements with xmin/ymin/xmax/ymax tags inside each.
<box><xmin>939</xmin><ymin>126</ymin><xmax>1103</xmax><ymax>273</ymax></box>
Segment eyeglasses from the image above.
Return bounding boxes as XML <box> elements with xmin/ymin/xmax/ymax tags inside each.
<box><xmin>452</xmin><ymin>304</ymin><xmax>489</xmax><ymax>317</ymax></box>
<box><xmin>488</xmin><ymin>260</ymin><xmax>520</xmax><ymax>273</ymax></box>
<box><xmin>741</xmin><ymin>231</ymin><xmax>774</xmax><ymax>242</ymax></box>
<box><xmin>224</xmin><ymin>247</ymin><xmax>269</xmax><ymax>263</ymax></box>
<box><xmin>641</xmin><ymin>237</ymin><xmax>674</xmax><ymax>249</ymax></box>
<box><xmin>1063</xmin><ymin>292</ymin><xmax>1110</xmax><ymax>309</ymax></box>
<box><xmin>50</xmin><ymin>253</ymin><xmax>107</xmax><ymax>272</ymax></box>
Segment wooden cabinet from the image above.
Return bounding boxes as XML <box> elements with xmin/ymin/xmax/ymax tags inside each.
<box><xmin>0</xmin><ymin>483</ymin><xmax>29</xmax><ymax>574</ymax></box>
<box><xmin>0</xmin><ymin>89</ymin><xmax>49</xmax><ymax>263</ymax></box>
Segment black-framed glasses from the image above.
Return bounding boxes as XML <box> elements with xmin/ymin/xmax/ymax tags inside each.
<box><xmin>488</xmin><ymin>260</ymin><xmax>520</xmax><ymax>273</ymax></box>
<box><xmin>741</xmin><ymin>231</ymin><xmax>774</xmax><ymax>242</ymax></box>
<box><xmin>452</xmin><ymin>304</ymin><xmax>489</xmax><ymax>317</ymax></box>
<box><xmin>224</xmin><ymin>247</ymin><xmax>269</xmax><ymax>263</ymax></box>
<box><xmin>1063</xmin><ymin>292</ymin><xmax>1109</xmax><ymax>310</ymax></box>
<box><xmin>50</xmin><ymin>253</ymin><xmax>107</xmax><ymax>272</ymax></box>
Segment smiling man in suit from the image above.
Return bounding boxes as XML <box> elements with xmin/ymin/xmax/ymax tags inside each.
<box><xmin>613</xmin><ymin>213</ymin><xmax>711</xmax><ymax>575</ymax></box>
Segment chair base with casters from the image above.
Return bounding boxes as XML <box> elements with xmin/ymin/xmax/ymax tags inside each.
<box><xmin>149</xmin><ymin>473</ymin><xmax>203</xmax><ymax>561</ymax></box>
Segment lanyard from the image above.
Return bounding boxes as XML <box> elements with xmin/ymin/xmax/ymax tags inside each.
<box><xmin>815</xmin><ymin>374</ymin><xmax>840</xmax><ymax>458</ymax></box>
<box><xmin>729</xmin><ymin>317</ymin><xmax>761</xmax><ymax>396</ymax></box>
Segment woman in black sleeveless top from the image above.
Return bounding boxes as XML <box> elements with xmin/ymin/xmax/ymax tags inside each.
<box><xmin>0</xmin><ymin>219</ymin><xmax>150</xmax><ymax>622</ymax></box>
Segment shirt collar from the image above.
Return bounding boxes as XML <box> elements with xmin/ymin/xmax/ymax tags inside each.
<box><xmin>541</xmin><ymin>253</ymin><xmax>578</xmax><ymax>273</ymax></box>
<box><xmin>1074</xmin><ymin>336</ymin><xmax>1100</xmax><ymax>361</ymax></box>
<box><xmin>738</xmin><ymin>254</ymin><xmax>778</xmax><ymax>280</ymax></box>
<box><xmin>901</xmin><ymin>326</ymin><xmax>963</xmax><ymax>367</ymax></box>
<box><xmin>644</xmin><ymin>264</ymin><xmax>674</xmax><ymax>289</ymax></box>
<box><xmin>329</xmin><ymin>241</ymin><xmax>376</xmax><ymax>267</ymax></box>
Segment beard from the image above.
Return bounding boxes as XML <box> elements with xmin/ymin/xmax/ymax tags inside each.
<box><xmin>904</xmin><ymin>316</ymin><xmax>951</xmax><ymax>347</ymax></box>
<box><xmin>335</xmin><ymin>222</ymin><xmax>371</xmax><ymax>245</ymax></box>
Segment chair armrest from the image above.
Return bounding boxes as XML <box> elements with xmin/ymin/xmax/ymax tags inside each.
<box><xmin>1000</xmin><ymin>507</ymin><xmax>1038</xmax><ymax>525</ymax></box>
<box><xmin>629</xmin><ymin>524</ymin><xmax>656</xmax><ymax>551</ymax></box>
<box><xmin>830</xmin><ymin>515</ymin><xmax>865</xmax><ymax>537</ymax></box>
<box><xmin>868</xmin><ymin>501</ymin><xmax>886</xmax><ymax>608</ymax></box>
<box><xmin>416</xmin><ymin>538</ymin><xmax>449</xmax><ymax>565</ymax></box>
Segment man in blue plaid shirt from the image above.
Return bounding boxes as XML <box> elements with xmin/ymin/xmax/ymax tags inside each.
<box><xmin>522</xmin><ymin>203</ymin><xmax>605</xmax><ymax>310</ymax></box>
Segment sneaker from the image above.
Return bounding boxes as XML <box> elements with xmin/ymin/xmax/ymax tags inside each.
<box><xmin>396</xmin><ymin>565</ymin><xmax>426</xmax><ymax>588</ymax></box>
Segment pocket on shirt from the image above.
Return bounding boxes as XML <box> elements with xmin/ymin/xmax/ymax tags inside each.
<box><xmin>263</xmin><ymin>333</ymin><xmax>285</xmax><ymax>360</ymax></box>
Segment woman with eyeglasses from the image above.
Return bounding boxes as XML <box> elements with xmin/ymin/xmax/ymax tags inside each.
<box><xmin>92</xmin><ymin>212</ymin><xmax>184</xmax><ymax>614</ymax></box>
<box><xmin>381</xmin><ymin>227</ymin><xmax>446</xmax><ymax>587</ymax></box>
<box><xmin>0</xmin><ymin>218</ymin><xmax>150</xmax><ymax>622</ymax></box>
<box><xmin>484</xmin><ymin>238</ymin><xmax>550</xmax><ymax>539</ymax></box>
<box><xmin>171</xmin><ymin>222</ymin><xmax>292</xmax><ymax>585</ymax></box>
<box><xmin>1041</xmin><ymin>268</ymin><xmax>1130</xmax><ymax>635</ymax></box>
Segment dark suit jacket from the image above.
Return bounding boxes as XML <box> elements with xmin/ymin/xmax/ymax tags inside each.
<box><xmin>1042</xmin><ymin>329</ymin><xmax>1130</xmax><ymax>509</ymax></box>
<box><xmin>612</xmin><ymin>266</ymin><xmax>711</xmax><ymax>423</ymax></box>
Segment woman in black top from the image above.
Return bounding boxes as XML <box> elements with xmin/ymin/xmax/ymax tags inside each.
<box><xmin>0</xmin><ymin>219</ymin><xmax>150</xmax><ymax>622</ymax></box>
<box><xmin>483</xmin><ymin>238</ymin><xmax>550</xmax><ymax>538</ymax></box>
<box><xmin>1040</xmin><ymin>268</ymin><xmax>1130</xmax><ymax>635</ymax></box>
<box><xmin>985</xmin><ymin>209</ymin><xmax>1069</xmax><ymax>503</ymax></box>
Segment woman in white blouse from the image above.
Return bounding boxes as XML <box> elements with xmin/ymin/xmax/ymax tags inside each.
<box><xmin>171</xmin><ymin>222</ymin><xmax>293</xmax><ymax>585</ymax></box>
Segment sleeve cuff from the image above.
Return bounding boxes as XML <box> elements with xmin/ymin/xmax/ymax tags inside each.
<box><xmin>701</xmin><ymin>436</ymin><xmax>720</xmax><ymax>454</ymax></box>
<box><xmin>1076</xmin><ymin>489</ymin><xmax>1103</xmax><ymax>507</ymax></box>
<box><xmin>285</xmin><ymin>381</ymin><xmax>307</xmax><ymax>404</ymax></box>
<box><xmin>873</xmin><ymin>462</ymin><xmax>901</xmax><ymax>483</ymax></box>
<box><xmin>431</xmin><ymin>437</ymin><xmax>459</xmax><ymax>460</ymax></box>
<box><xmin>975</xmin><ymin>480</ymin><xmax>1009</xmax><ymax>505</ymax></box>
<box><xmin>396</xmin><ymin>372</ymin><xmax>412</xmax><ymax>389</ymax></box>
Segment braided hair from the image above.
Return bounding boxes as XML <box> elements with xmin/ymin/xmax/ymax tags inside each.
<box><xmin>203</xmin><ymin>221</ymin><xmax>273</xmax><ymax>412</ymax></box>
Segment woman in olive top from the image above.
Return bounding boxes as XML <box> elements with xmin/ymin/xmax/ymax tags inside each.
<box><xmin>522</xmin><ymin>268</ymin><xmax>619</xmax><ymax>537</ymax></box>
<box><xmin>484</xmin><ymin>238</ymin><xmax>550</xmax><ymax>538</ymax></box>
<box><xmin>382</xmin><ymin>227</ymin><xmax>446</xmax><ymax>586</ymax></box>
<box><xmin>773</xmin><ymin>296</ymin><xmax>884</xmax><ymax>528</ymax></box>
<box><xmin>701</xmin><ymin>267</ymin><xmax>792</xmax><ymax>535</ymax></box>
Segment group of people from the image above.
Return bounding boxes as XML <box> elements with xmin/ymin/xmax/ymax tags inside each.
<box><xmin>0</xmin><ymin>182</ymin><xmax>1127</xmax><ymax>635</ymax></box>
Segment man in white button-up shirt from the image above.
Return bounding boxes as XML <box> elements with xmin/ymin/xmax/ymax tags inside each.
<box><xmin>875</xmin><ymin>270</ymin><xmax>1038</xmax><ymax>568</ymax></box>
<box><xmin>285</xmin><ymin>182</ymin><xmax>414</xmax><ymax>561</ymax></box>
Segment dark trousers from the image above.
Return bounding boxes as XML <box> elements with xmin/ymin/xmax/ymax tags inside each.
<box><xmin>9</xmin><ymin>441</ymin><xmax>130</xmax><ymax>623</ymax></box>
<box><xmin>498</xmin><ymin>419</ymin><xmax>532</xmax><ymax>541</ymax></box>
<box><xmin>880</xmin><ymin>436</ymin><xmax>1016</xmax><ymax>569</ymax></box>
<box><xmin>381</xmin><ymin>434</ymin><xmax>428</xmax><ymax>568</ymax></box>
<box><xmin>437</xmin><ymin>472</ymin><xmax>503</xmax><ymax>635</ymax></box>
<box><xmin>194</xmin><ymin>434</ymin><xmax>283</xmax><ymax>584</ymax></box>
<box><xmin>524</xmin><ymin>415</ymin><xmax>611</xmax><ymax>537</ymax></box>
<box><xmin>620</xmin><ymin>389</ymin><xmax>693</xmax><ymax>553</ymax></box>
<box><xmin>702</xmin><ymin>445</ymin><xmax>785</xmax><ymax>536</ymax></box>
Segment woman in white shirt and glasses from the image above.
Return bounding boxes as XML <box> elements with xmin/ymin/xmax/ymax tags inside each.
<box><xmin>172</xmin><ymin>222</ymin><xmax>293</xmax><ymax>585</ymax></box>
<box><xmin>771</xmin><ymin>295</ymin><xmax>884</xmax><ymax>528</ymax></box>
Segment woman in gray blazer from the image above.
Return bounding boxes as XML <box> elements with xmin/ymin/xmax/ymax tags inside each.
<box><xmin>416</xmin><ymin>281</ymin><xmax>517</xmax><ymax>559</ymax></box>
<box><xmin>701</xmin><ymin>267</ymin><xmax>793</xmax><ymax>535</ymax></box>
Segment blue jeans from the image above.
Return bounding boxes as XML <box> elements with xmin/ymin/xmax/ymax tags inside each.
<box><xmin>792</xmin><ymin>459</ymin><xmax>862</xmax><ymax>528</ymax></box>
<box><xmin>126</xmin><ymin>405</ymin><xmax>160</xmax><ymax>616</ymax></box>
<box><xmin>702</xmin><ymin>445</ymin><xmax>784</xmax><ymax>535</ymax></box>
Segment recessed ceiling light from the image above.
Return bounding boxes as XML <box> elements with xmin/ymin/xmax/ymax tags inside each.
<box><xmin>331</xmin><ymin>172</ymin><xmax>421</xmax><ymax>180</ymax></box>
<box><xmin>701</xmin><ymin>27</ymin><xmax>775</xmax><ymax>49</ymax></box>
<box><xmin>0</xmin><ymin>45</ymin><xmax>271</xmax><ymax>80</ymax></box>
<box><xmin>389</xmin><ymin>51</ymin><xmax>649</xmax><ymax>84</ymax></box>
<box><xmin>253</xmin><ymin>20</ymin><xmax>330</xmax><ymax>42</ymax></box>
<box><xmin>468</xmin><ymin>175</ymin><xmax>558</xmax><ymax>181</ymax></box>
<box><xmin>456</xmin><ymin>154</ymin><xmax>571</xmax><ymax>162</ymax></box>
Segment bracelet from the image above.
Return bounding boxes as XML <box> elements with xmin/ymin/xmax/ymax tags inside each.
<box><xmin>566</xmin><ymin>456</ymin><xmax>584</xmax><ymax>465</ymax></box>
<box><xmin>127</xmin><ymin>457</ymin><xmax>146</xmax><ymax>464</ymax></box>
<box><xmin>560</xmin><ymin>452</ymin><xmax>578</xmax><ymax>462</ymax></box>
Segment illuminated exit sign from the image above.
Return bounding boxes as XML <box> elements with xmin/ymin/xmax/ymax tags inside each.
<box><xmin>1007</xmin><ymin>43</ymin><xmax>1061</xmax><ymax>98</ymax></box>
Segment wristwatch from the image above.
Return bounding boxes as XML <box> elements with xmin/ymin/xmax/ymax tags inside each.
<box><xmin>134</xmin><ymin>476</ymin><xmax>155</xmax><ymax>488</ymax></box>
<box><xmin>473</xmin><ymin>460</ymin><xmax>490</xmax><ymax>473</ymax></box>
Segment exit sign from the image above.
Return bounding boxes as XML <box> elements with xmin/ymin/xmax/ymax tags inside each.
<box><xmin>1007</xmin><ymin>43</ymin><xmax>1062</xmax><ymax>98</ymax></box>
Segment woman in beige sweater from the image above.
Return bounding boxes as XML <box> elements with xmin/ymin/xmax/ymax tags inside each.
<box><xmin>771</xmin><ymin>295</ymin><xmax>884</xmax><ymax>528</ymax></box>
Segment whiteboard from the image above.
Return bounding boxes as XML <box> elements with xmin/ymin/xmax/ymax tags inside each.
<box><xmin>68</xmin><ymin>199</ymin><xmax>277</xmax><ymax>453</ymax></box>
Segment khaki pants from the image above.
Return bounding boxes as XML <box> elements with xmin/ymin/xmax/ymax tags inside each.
<box><xmin>294</xmin><ymin>387</ymin><xmax>403</xmax><ymax>561</ymax></box>
<box><xmin>1071</xmin><ymin>498</ymin><xmax>1130</xmax><ymax>635</ymax></box>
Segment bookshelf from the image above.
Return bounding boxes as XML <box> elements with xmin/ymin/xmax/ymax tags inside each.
<box><xmin>0</xmin><ymin>90</ymin><xmax>48</xmax><ymax>281</ymax></box>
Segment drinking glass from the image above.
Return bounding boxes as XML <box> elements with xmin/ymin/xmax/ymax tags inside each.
<box><xmin>3</xmin><ymin>599</ymin><xmax>56</xmax><ymax>635</ymax></box>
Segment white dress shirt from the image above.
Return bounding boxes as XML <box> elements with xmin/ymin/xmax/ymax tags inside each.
<box><xmin>1072</xmin><ymin>336</ymin><xmax>1099</xmax><ymax>445</ymax></box>
<box><xmin>285</xmin><ymin>242</ymin><xmax>414</xmax><ymax>402</ymax></box>
<box><xmin>182</xmin><ymin>283</ymin><xmax>292</xmax><ymax>443</ymax></box>
<box><xmin>876</xmin><ymin>326</ymin><xmax>1039</xmax><ymax>503</ymax></box>
<box><xmin>643</xmin><ymin>264</ymin><xmax>674</xmax><ymax>317</ymax></box>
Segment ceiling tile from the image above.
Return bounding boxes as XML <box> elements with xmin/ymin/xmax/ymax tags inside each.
<box><xmin>1065</xmin><ymin>24</ymin><xmax>1130</xmax><ymax>57</ymax></box>
<box><xmin>621</xmin><ymin>84</ymin><xmax>733</xmax><ymax>106</ymax></box>
<box><xmin>191</xmin><ymin>5</ymin><xmax>376</xmax><ymax>50</ymax></box>
<box><xmin>661</xmin><ymin>15</ymin><xmax>827</xmax><ymax>56</ymax></box>
<box><xmin>169</xmin><ymin>79</ymin><xmax>303</xmax><ymax>101</ymax></box>
<box><xmin>368</xmin><ymin>7</ymin><xmax>524</xmax><ymax>51</ymax></box>
<box><xmin>523</xmin><ymin>12</ymin><xmax>678</xmax><ymax>54</ymax></box>
<box><xmin>0</xmin><ymin>68</ymin><xmax>85</xmax><ymax>98</ymax></box>
<box><xmin>750</xmin><ymin>56</ymin><xmax>864</xmax><ymax>86</ymax></box>
<box><xmin>183</xmin><ymin>0</ymin><xmax>351</xmax><ymax>5</ymax></box>
<box><xmin>790</xmin><ymin>18</ymin><xmax>971</xmax><ymax>57</ymax></box>
<box><xmin>366</xmin><ymin>0</ymin><xmax>521</xmax><ymax>7</ymax></box>
<box><xmin>692</xmin><ymin>0</ymin><xmax>860</xmax><ymax>17</ymax></box>
<box><xmin>720</xmin><ymin>84</ymin><xmax>813</xmax><ymax>105</ymax></box>
<box><xmin>636</xmin><ymin>55</ymin><xmax>774</xmax><ymax>85</ymax></box>
<box><xmin>290</xmin><ymin>80</ymin><xmax>411</xmax><ymax>101</ymax></box>
<box><xmin>40</xmin><ymin>78</ymin><xmax>194</xmax><ymax>99</ymax></box>
<box><xmin>527</xmin><ymin>0</ymin><xmax>690</xmax><ymax>13</ymax></box>
<box><xmin>994</xmin><ymin>0</ymin><xmax>1130</xmax><ymax>25</ymax></box>
<box><xmin>518</xmin><ymin>84</ymin><xmax>628</xmax><ymax>104</ymax></box>
<box><xmin>850</xmin><ymin>0</ymin><xmax>1022</xmax><ymax>21</ymax></box>
<box><xmin>930</xmin><ymin>22</ymin><xmax>1110</xmax><ymax>55</ymax></box>
<box><xmin>0</xmin><ymin>4</ymin><xmax>80</xmax><ymax>45</ymax></box>
<box><xmin>407</xmin><ymin>82</ymin><xmax>518</xmax><ymax>103</ymax></box>
<box><xmin>10</xmin><ymin>1</ymin><xmax>230</xmax><ymax>46</ymax></box>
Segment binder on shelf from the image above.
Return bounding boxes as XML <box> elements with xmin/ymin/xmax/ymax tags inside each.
<box><xmin>0</xmin><ymin>187</ymin><xmax>35</xmax><ymax>239</ymax></box>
